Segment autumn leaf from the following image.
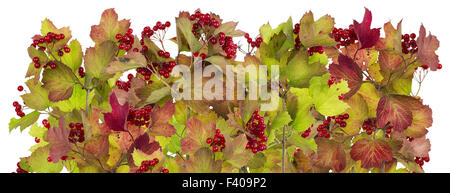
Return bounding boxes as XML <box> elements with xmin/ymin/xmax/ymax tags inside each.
<box><xmin>329</xmin><ymin>54</ymin><xmax>363</xmax><ymax>98</ymax></box>
<box><xmin>401</xmin><ymin>97</ymin><xmax>433</xmax><ymax>138</ymax></box>
<box><xmin>47</xmin><ymin>117</ymin><xmax>71</xmax><ymax>163</ymax></box>
<box><xmin>416</xmin><ymin>25</ymin><xmax>440</xmax><ymax>71</ymax></box>
<box><xmin>90</xmin><ymin>8</ymin><xmax>131</xmax><ymax>45</ymax></box>
<box><xmin>42</xmin><ymin>62</ymin><xmax>77</xmax><ymax>102</ymax></box>
<box><xmin>353</xmin><ymin>8</ymin><xmax>380</xmax><ymax>49</ymax></box>
<box><xmin>180</xmin><ymin>117</ymin><xmax>216</xmax><ymax>154</ymax></box>
<box><xmin>103</xmin><ymin>91</ymin><xmax>129</xmax><ymax>132</ymax></box>
<box><xmin>298</xmin><ymin>11</ymin><xmax>336</xmax><ymax>48</ymax></box>
<box><xmin>223</xmin><ymin>134</ymin><xmax>251</xmax><ymax>168</ymax></box>
<box><xmin>350</xmin><ymin>138</ymin><xmax>392</xmax><ymax>169</ymax></box>
<box><xmin>148</xmin><ymin>101</ymin><xmax>176</xmax><ymax>137</ymax></box>
<box><xmin>84</xmin><ymin>41</ymin><xmax>118</xmax><ymax>79</ymax></box>
<box><xmin>184</xmin><ymin>148</ymin><xmax>222</xmax><ymax>173</ymax></box>
<box><xmin>105</xmin><ymin>52</ymin><xmax>147</xmax><ymax>76</ymax></box>
<box><xmin>378</xmin><ymin>50</ymin><xmax>404</xmax><ymax>72</ymax></box>
<box><xmin>376</xmin><ymin>95</ymin><xmax>413</xmax><ymax>132</ymax></box>
<box><xmin>313</xmin><ymin>138</ymin><xmax>346</xmax><ymax>172</ymax></box>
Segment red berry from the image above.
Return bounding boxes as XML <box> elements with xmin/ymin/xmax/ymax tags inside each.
<box><xmin>17</xmin><ymin>86</ymin><xmax>24</xmax><ymax>92</ymax></box>
<box><xmin>47</xmin><ymin>156</ymin><xmax>52</xmax><ymax>162</ymax></box>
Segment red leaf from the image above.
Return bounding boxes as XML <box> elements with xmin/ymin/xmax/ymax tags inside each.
<box><xmin>329</xmin><ymin>54</ymin><xmax>363</xmax><ymax>98</ymax></box>
<box><xmin>376</xmin><ymin>95</ymin><xmax>413</xmax><ymax>132</ymax></box>
<box><xmin>353</xmin><ymin>8</ymin><xmax>380</xmax><ymax>49</ymax></box>
<box><xmin>416</xmin><ymin>25</ymin><xmax>440</xmax><ymax>71</ymax></box>
<box><xmin>149</xmin><ymin>101</ymin><xmax>176</xmax><ymax>137</ymax></box>
<box><xmin>103</xmin><ymin>91</ymin><xmax>129</xmax><ymax>132</ymax></box>
<box><xmin>47</xmin><ymin>117</ymin><xmax>71</xmax><ymax>163</ymax></box>
<box><xmin>350</xmin><ymin>138</ymin><xmax>393</xmax><ymax>169</ymax></box>
<box><xmin>313</xmin><ymin>138</ymin><xmax>346</xmax><ymax>172</ymax></box>
<box><xmin>133</xmin><ymin>133</ymin><xmax>161</xmax><ymax>155</ymax></box>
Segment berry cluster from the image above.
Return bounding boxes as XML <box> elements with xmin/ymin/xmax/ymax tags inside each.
<box><xmin>307</xmin><ymin>46</ymin><xmax>324</xmax><ymax>56</ymax></box>
<box><xmin>115</xmin><ymin>28</ymin><xmax>135</xmax><ymax>51</ymax></box>
<box><xmin>384</xmin><ymin>126</ymin><xmax>393</xmax><ymax>138</ymax></box>
<box><xmin>189</xmin><ymin>10</ymin><xmax>221</xmax><ymax>33</ymax></box>
<box><xmin>193</xmin><ymin>52</ymin><xmax>207</xmax><ymax>59</ymax></box>
<box><xmin>244</xmin><ymin>33</ymin><xmax>262</xmax><ymax>48</ymax></box>
<box><xmin>293</xmin><ymin>23</ymin><xmax>301</xmax><ymax>50</ymax></box>
<box><xmin>220</xmin><ymin>34</ymin><xmax>238</xmax><ymax>59</ymax></box>
<box><xmin>160</xmin><ymin>167</ymin><xmax>169</xmax><ymax>173</ymax></box>
<box><xmin>332</xmin><ymin>25</ymin><xmax>358</xmax><ymax>48</ymax></box>
<box><xmin>136</xmin><ymin>158</ymin><xmax>159</xmax><ymax>173</ymax></box>
<box><xmin>301</xmin><ymin>124</ymin><xmax>313</xmax><ymax>138</ymax></box>
<box><xmin>43</xmin><ymin>61</ymin><xmax>57</xmax><ymax>69</ymax></box>
<box><xmin>406</xmin><ymin>136</ymin><xmax>415</xmax><ymax>142</ymax></box>
<box><xmin>332</xmin><ymin>113</ymin><xmax>349</xmax><ymax>128</ymax></box>
<box><xmin>362</xmin><ymin>118</ymin><xmax>377</xmax><ymax>135</ymax></box>
<box><xmin>157</xmin><ymin>49</ymin><xmax>171</xmax><ymax>59</ymax></box>
<box><xmin>401</xmin><ymin>33</ymin><xmax>417</xmax><ymax>55</ymax></box>
<box><xmin>78</xmin><ymin>67</ymin><xmax>85</xmax><ymax>78</ymax></box>
<box><xmin>127</xmin><ymin>105</ymin><xmax>153</xmax><ymax>127</ymax></box>
<box><xmin>68</xmin><ymin>122</ymin><xmax>85</xmax><ymax>143</ymax></box>
<box><xmin>42</xmin><ymin>119</ymin><xmax>51</xmax><ymax>129</ymax></box>
<box><xmin>31</xmin><ymin>32</ymin><xmax>65</xmax><ymax>48</ymax></box>
<box><xmin>13</xmin><ymin>162</ymin><xmax>28</xmax><ymax>173</ymax></box>
<box><xmin>414</xmin><ymin>156</ymin><xmax>429</xmax><ymax>168</ymax></box>
<box><xmin>244</xmin><ymin>109</ymin><xmax>268</xmax><ymax>154</ymax></box>
<box><xmin>115</xmin><ymin>73</ymin><xmax>133</xmax><ymax>92</ymax></box>
<box><xmin>316</xmin><ymin>118</ymin><xmax>331</xmax><ymax>139</ymax></box>
<box><xmin>206</xmin><ymin>129</ymin><xmax>226</xmax><ymax>152</ymax></box>
<box><xmin>32</xmin><ymin>57</ymin><xmax>42</xmax><ymax>68</ymax></box>
<box><xmin>12</xmin><ymin>101</ymin><xmax>25</xmax><ymax>117</ymax></box>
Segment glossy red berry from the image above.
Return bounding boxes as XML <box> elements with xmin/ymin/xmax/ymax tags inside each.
<box><xmin>17</xmin><ymin>86</ymin><xmax>24</xmax><ymax>92</ymax></box>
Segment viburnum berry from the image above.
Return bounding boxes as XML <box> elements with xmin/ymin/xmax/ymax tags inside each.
<box><xmin>47</xmin><ymin>156</ymin><xmax>53</xmax><ymax>162</ymax></box>
<box><xmin>136</xmin><ymin>158</ymin><xmax>160</xmax><ymax>173</ymax></box>
<box><xmin>362</xmin><ymin>118</ymin><xmax>377</xmax><ymax>135</ymax></box>
<box><xmin>206</xmin><ymin>129</ymin><xmax>226</xmax><ymax>152</ymax></box>
<box><xmin>401</xmin><ymin>33</ymin><xmax>418</xmax><ymax>54</ymax></box>
<box><xmin>245</xmin><ymin>109</ymin><xmax>267</xmax><ymax>154</ymax></box>
<box><xmin>415</xmin><ymin>156</ymin><xmax>430</xmax><ymax>168</ymax></box>
<box><xmin>17</xmin><ymin>85</ymin><xmax>24</xmax><ymax>92</ymax></box>
<box><xmin>437</xmin><ymin>63</ymin><xmax>443</xmax><ymax>70</ymax></box>
<box><xmin>34</xmin><ymin>137</ymin><xmax>40</xmax><ymax>143</ymax></box>
<box><xmin>332</xmin><ymin>25</ymin><xmax>358</xmax><ymax>48</ymax></box>
<box><xmin>307</xmin><ymin>46</ymin><xmax>324</xmax><ymax>56</ymax></box>
<box><xmin>13</xmin><ymin>162</ymin><xmax>28</xmax><ymax>173</ymax></box>
<box><xmin>116</xmin><ymin>28</ymin><xmax>135</xmax><ymax>51</ymax></box>
<box><xmin>161</xmin><ymin>167</ymin><xmax>169</xmax><ymax>173</ymax></box>
<box><xmin>127</xmin><ymin>105</ymin><xmax>153</xmax><ymax>127</ymax></box>
<box><xmin>63</xmin><ymin>45</ymin><xmax>71</xmax><ymax>53</ymax></box>
<box><xmin>68</xmin><ymin>122</ymin><xmax>85</xmax><ymax>143</ymax></box>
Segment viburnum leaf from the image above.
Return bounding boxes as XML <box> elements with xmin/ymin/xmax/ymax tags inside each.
<box><xmin>293</xmin><ymin>148</ymin><xmax>312</xmax><ymax>172</ymax></box>
<box><xmin>9</xmin><ymin>111</ymin><xmax>41</xmax><ymax>132</ymax></box>
<box><xmin>399</xmin><ymin>135</ymin><xmax>431</xmax><ymax>158</ymax></box>
<box><xmin>298</xmin><ymin>11</ymin><xmax>336</xmax><ymax>48</ymax></box>
<box><xmin>148</xmin><ymin>101</ymin><xmax>176</xmax><ymax>137</ymax></box>
<box><xmin>287</xmin><ymin>132</ymin><xmax>317</xmax><ymax>152</ymax></box>
<box><xmin>353</xmin><ymin>8</ymin><xmax>380</xmax><ymax>49</ymax></box>
<box><xmin>176</xmin><ymin>13</ymin><xmax>202</xmax><ymax>52</ymax></box>
<box><xmin>180</xmin><ymin>117</ymin><xmax>216</xmax><ymax>154</ymax></box>
<box><xmin>416</xmin><ymin>25</ymin><xmax>440</xmax><ymax>71</ymax></box>
<box><xmin>313</xmin><ymin>138</ymin><xmax>346</xmax><ymax>172</ymax></box>
<box><xmin>258</xmin><ymin>17</ymin><xmax>294</xmax><ymax>56</ymax></box>
<box><xmin>270</xmin><ymin>111</ymin><xmax>292</xmax><ymax>131</ymax></box>
<box><xmin>357</xmin><ymin>83</ymin><xmax>380</xmax><ymax>117</ymax></box>
<box><xmin>213</xmin><ymin>21</ymin><xmax>245</xmax><ymax>37</ymax></box>
<box><xmin>103</xmin><ymin>91</ymin><xmax>129</xmax><ymax>132</ymax></box>
<box><xmin>42</xmin><ymin>62</ymin><xmax>77</xmax><ymax>102</ymax></box>
<box><xmin>29</xmin><ymin>123</ymin><xmax>48</xmax><ymax>141</ymax></box>
<box><xmin>309</xmin><ymin>74</ymin><xmax>350</xmax><ymax>116</ymax></box>
<box><xmin>105</xmin><ymin>52</ymin><xmax>147</xmax><ymax>76</ymax></box>
<box><xmin>290</xmin><ymin>88</ymin><xmax>314</xmax><ymax>133</ymax></box>
<box><xmin>223</xmin><ymin>134</ymin><xmax>251</xmax><ymax>168</ymax></box>
<box><xmin>350</xmin><ymin>138</ymin><xmax>393</xmax><ymax>169</ymax></box>
<box><xmin>85</xmin><ymin>135</ymin><xmax>109</xmax><ymax>158</ymax></box>
<box><xmin>40</xmin><ymin>18</ymin><xmax>72</xmax><ymax>50</ymax></box>
<box><xmin>52</xmin><ymin>84</ymin><xmax>94</xmax><ymax>112</ymax></box>
<box><xmin>378</xmin><ymin>21</ymin><xmax>403</xmax><ymax>53</ymax></box>
<box><xmin>27</xmin><ymin>46</ymin><xmax>49</xmax><ymax>65</ymax></box>
<box><xmin>184</xmin><ymin>148</ymin><xmax>222</xmax><ymax>173</ymax></box>
<box><xmin>27</xmin><ymin>146</ymin><xmax>64</xmax><ymax>173</ymax></box>
<box><xmin>401</xmin><ymin>97</ymin><xmax>433</xmax><ymax>138</ymax></box>
<box><xmin>342</xmin><ymin>94</ymin><xmax>369</xmax><ymax>135</ymax></box>
<box><xmin>21</xmin><ymin>78</ymin><xmax>50</xmax><ymax>111</ymax></box>
<box><xmin>61</xmin><ymin>40</ymin><xmax>83</xmax><ymax>72</ymax></box>
<box><xmin>376</xmin><ymin>95</ymin><xmax>413</xmax><ymax>132</ymax></box>
<box><xmin>287</xmin><ymin>51</ymin><xmax>328</xmax><ymax>88</ymax></box>
<box><xmin>90</xmin><ymin>8</ymin><xmax>131</xmax><ymax>45</ymax></box>
<box><xmin>47</xmin><ymin>117</ymin><xmax>71</xmax><ymax>163</ymax></box>
<box><xmin>84</xmin><ymin>41</ymin><xmax>118</xmax><ymax>79</ymax></box>
<box><xmin>379</xmin><ymin>50</ymin><xmax>404</xmax><ymax>72</ymax></box>
<box><xmin>329</xmin><ymin>54</ymin><xmax>363</xmax><ymax>98</ymax></box>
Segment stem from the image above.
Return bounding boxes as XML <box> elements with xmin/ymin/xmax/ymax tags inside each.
<box><xmin>281</xmin><ymin>96</ymin><xmax>287</xmax><ymax>173</ymax></box>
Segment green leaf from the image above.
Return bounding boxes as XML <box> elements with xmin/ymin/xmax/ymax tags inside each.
<box><xmin>29</xmin><ymin>123</ymin><xmax>48</xmax><ymax>140</ymax></box>
<box><xmin>27</xmin><ymin>146</ymin><xmax>64</xmax><ymax>173</ymax></box>
<box><xmin>290</xmin><ymin>88</ymin><xmax>314</xmax><ymax>133</ymax></box>
<box><xmin>9</xmin><ymin>111</ymin><xmax>40</xmax><ymax>132</ymax></box>
<box><xmin>61</xmin><ymin>40</ymin><xmax>83</xmax><ymax>72</ymax></box>
<box><xmin>21</xmin><ymin>78</ymin><xmax>50</xmax><ymax>111</ymax></box>
<box><xmin>288</xmin><ymin>132</ymin><xmax>317</xmax><ymax>152</ymax></box>
<box><xmin>309</xmin><ymin>74</ymin><xmax>350</xmax><ymax>116</ymax></box>
<box><xmin>42</xmin><ymin>62</ymin><xmax>77</xmax><ymax>102</ymax></box>
<box><xmin>84</xmin><ymin>41</ymin><xmax>118</xmax><ymax>79</ymax></box>
<box><xmin>52</xmin><ymin>84</ymin><xmax>94</xmax><ymax>112</ymax></box>
<box><xmin>287</xmin><ymin>51</ymin><xmax>327</xmax><ymax>88</ymax></box>
<box><xmin>299</xmin><ymin>11</ymin><xmax>336</xmax><ymax>48</ymax></box>
<box><xmin>176</xmin><ymin>16</ymin><xmax>202</xmax><ymax>52</ymax></box>
<box><xmin>270</xmin><ymin>111</ymin><xmax>292</xmax><ymax>131</ymax></box>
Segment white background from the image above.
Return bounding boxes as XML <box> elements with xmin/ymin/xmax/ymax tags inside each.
<box><xmin>0</xmin><ymin>0</ymin><xmax>448</xmax><ymax>173</ymax></box>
